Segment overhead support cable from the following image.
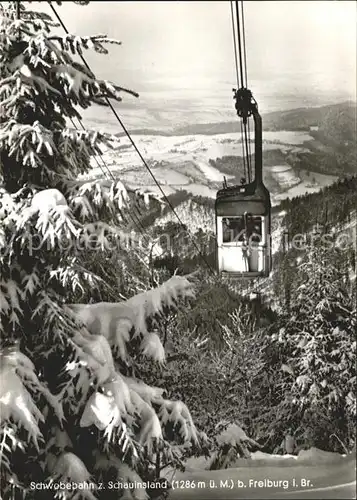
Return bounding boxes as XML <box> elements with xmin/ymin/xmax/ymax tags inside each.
<box><xmin>230</xmin><ymin>0</ymin><xmax>253</xmax><ymax>183</ymax></box>
<box><xmin>67</xmin><ymin>116</ymin><xmax>149</xmax><ymax>237</ymax></box>
<box><xmin>240</xmin><ymin>0</ymin><xmax>248</xmax><ymax>87</ymax></box>
<box><xmin>49</xmin><ymin>2</ymin><xmax>216</xmax><ymax>275</ymax></box>
<box><xmin>230</xmin><ymin>0</ymin><xmax>240</xmax><ymax>89</ymax></box>
<box><xmin>234</xmin><ymin>0</ymin><xmax>245</xmax><ymax>88</ymax></box>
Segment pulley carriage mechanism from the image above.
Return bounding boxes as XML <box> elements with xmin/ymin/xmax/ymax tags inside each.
<box><xmin>215</xmin><ymin>1</ymin><xmax>272</xmax><ymax>278</ymax></box>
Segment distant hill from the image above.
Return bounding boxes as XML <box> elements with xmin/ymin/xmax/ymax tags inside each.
<box><xmin>262</xmin><ymin>101</ymin><xmax>356</xmax><ymax>132</ymax></box>
<box><xmin>207</xmin><ymin>101</ymin><xmax>357</xmax><ymax>178</ymax></box>
<box><xmin>115</xmin><ymin>101</ymin><xmax>356</xmax><ymax>179</ymax></box>
<box><xmin>116</xmin><ymin>101</ymin><xmax>356</xmax><ymax>137</ymax></box>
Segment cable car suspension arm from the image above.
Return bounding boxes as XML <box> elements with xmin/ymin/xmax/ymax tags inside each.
<box><xmin>230</xmin><ymin>1</ymin><xmax>260</xmax><ymax>185</ymax></box>
<box><xmin>233</xmin><ymin>87</ymin><xmax>263</xmax><ymax>184</ymax></box>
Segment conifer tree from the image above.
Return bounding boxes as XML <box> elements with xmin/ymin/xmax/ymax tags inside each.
<box><xmin>267</xmin><ymin>235</ymin><xmax>356</xmax><ymax>450</ymax></box>
<box><xmin>0</xmin><ymin>3</ymin><xmax>201</xmax><ymax>498</ymax></box>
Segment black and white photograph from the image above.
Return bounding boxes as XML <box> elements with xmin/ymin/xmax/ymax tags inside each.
<box><xmin>0</xmin><ymin>1</ymin><xmax>356</xmax><ymax>499</ymax></box>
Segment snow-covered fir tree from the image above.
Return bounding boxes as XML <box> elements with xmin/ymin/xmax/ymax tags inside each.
<box><xmin>266</xmin><ymin>234</ymin><xmax>356</xmax><ymax>450</ymax></box>
<box><xmin>0</xmin><ymin>3</ymin><xmax>202</xmax><ymax>498</ymax></box>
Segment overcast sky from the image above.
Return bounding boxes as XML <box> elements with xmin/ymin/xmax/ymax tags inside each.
<box><xmin>38</xmin><ymin>1</ymin><xmax>356</xmax><ymax>97</ymax></box>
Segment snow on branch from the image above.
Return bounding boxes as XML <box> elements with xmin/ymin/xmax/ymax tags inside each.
<box><xmin>48</xmin><ymin>452</ymin><xmax>97</xmax><ymax>500</ymax></box>
<box><xmin>140</xmin><ymin>332</ymin><xmax>166</xmax><ymax>364</ymax></box>
<box><xmin>47</xmin><ymin>63</ymin><xmax>138</xmax><ymax>105</ymax></box>
<box><xmin>0</xmin><ymin>120</ymin><xmax>56</xmax><ymax>167</ymax></box>
<box><xmin>60</xmin><ymin>128</ymin><xmax>119</xmax><ymax>151</ymax></box>
<box><xmin>216</xmin><ymin>423</ymin><xmax>260</xmax><ymax>450</ymax></box>
<box><xmin>80</xmin><ymin>372</ymin><xmax>169</xmax><ymax>454</ymax></box>
<box><xmin>80</xmin><ymin>391</ymin><xmax>121</xmax><ymax>434</ymax></box>
<box><xmin>11</xmin><ymin>199</ymin><xmax>81</xmax><ymax>254</ymax></box>
<box><xmin>0</xmin><ymin>2</ymin><xmax>57</xmax><ymax>36</ymax></box>
<box><xmin>48</xmin><ymin>33</ymin><xmax>123</xmax><ymax>57</ymax></box>
<box><xmin>1</xmin><ymin>66</ymin><xmax>63</xmax><ymax>103</ymax></box>
<box><xmin>79</xmin><ymin>375</ymin><xmax>139</xmax><ymax>451</ymax></box>
<box><xmin>7</xmin><ymin>190</ymin><xmax>125</xmax><ymax>271</ymax></box>
<box><xmin>94</xmin><ymin>458</ymin><xmax>147</xmax><ymax>499</ymax></box>
<box><xmin>27</xmin><ymin>34</ymin><xmax>72</xmax><ymax>66</ymax></box>
<box><xmin>56</xmin><ymin>128</ymin><xmax>121</xmax><ymax>179</ymax></box>
<box><xmin>0</xmin><ymin>426</ymin><xmax>26</xmax><ymax>475</ymax></box>
<box><xmin>64</xmin><ymin>177</ymin><xmax>129</xmax><ymax>221</ymax></box>
<box><xmin>0</xmin><ymin>279</ymin><xmax>23</xmax><ymax>328</ymax></box>
<box><xmin>1</xmin><ymin>32</ymin><xmax>138</xmax><ymax>135</ymax></box>
<box><xmin>31</xmin><ymin>291</ymin><xmax>80</xmax><ymax>342</ymax></box>
<box><xmin>21</xmin><ymin>9</ymin><xmax>59</xmax><ymax>33</ymax></box>
<box><xmin>123</xmin><ymin>376</ymin><xmax>164</xmax><ymax>406</ymax></box>
<box><xmin>69</xmin><ymin>276</ymin><xmax>195</xmax><ymax>360</ymax></box>
<box><xmin>159</xmin><ymin>400</ymin><xmax>199</xmax><ymax>445</ymax></box>
<box><xmin>70</xmin><ymin>317</ymin><xmax>200</xmax><ymax>460</ymax></box>
<box><xmin>71</xmin><ymin>329</ymin><xmax>116</xmax><ymax>387</ymax></box>
<box><xmin>49</xmin><ymin>257</ymin><xmax>107</xmax><ymax>297</ymax></box>
<box><xmin>4</xmin><ymin>345</ymin><xmax>64</xmax><ymax>422</ymax></box>
<box><xmin>0</xmin><ymin>346</ymin><xmax>53</xmax><ymax>450</ymax></box>
<box><xmin>65</xmin><ymin>178</ymin><xmax>164</xmax><ymax>224</ymax></box>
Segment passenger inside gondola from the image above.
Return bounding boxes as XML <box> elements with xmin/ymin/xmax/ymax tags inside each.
<box><xmin>247</xmin><ymin>215</ymin><xmax>262</xmax><ymax>244</ymax></box>
<box><xmin>221</xmin><ymin>215</ymin><xmax>264</xmax><ymax>273</ymax></box>
<box><xmin>222</xmin><ymin>217</ymin><xmax>245</xmax><ymax>242</ymax></box>
<box><xmin>222</xmin><ymin>215</ymin><xmax>262</xmax><ymax>244</ymax></box>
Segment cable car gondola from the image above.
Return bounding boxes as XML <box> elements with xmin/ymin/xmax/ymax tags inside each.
<box><xmin>215</xmin><ymin>1</ymin><xmax>272</xmax><ymax>279</ymax></box>
<box><xmin>215</xmin><ymin>87</ymin><xmax>272</xmax><ymax>279</ymax></box>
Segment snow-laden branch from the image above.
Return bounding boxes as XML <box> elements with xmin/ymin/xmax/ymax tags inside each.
<box><xmin>0</xmin><ymin>346</ymin><xmax>64</xmax><ymax>450</ymax></box>
<box><xmin>70</xmin><ymin>275</ymin><xmax>195</xmax><ymax>359</ymax></box>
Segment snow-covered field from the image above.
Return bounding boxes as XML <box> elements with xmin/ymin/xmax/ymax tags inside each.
<box><xmin>84</xmin><ymin>129</ymin><xmax>337</xmax><ymax>205</ymax></box>
<box><xmin>274</xmin><ymin>169</ymin><xmax>338</xmax><ymax>203</ymax></box>
<box><xmin>194</xmin><ymin>159</ymin><xmax>229</xmax><ymax>183</ymax></box>
<box><xmin>102</xmin><ymin>131</ymin><xmax>314</xmax><ymax>169</ymax></box>
<box><xmin>167</xmin><ymin>448</ymin><xmax>356</xmax><ymax>500</ymax></box>
<box><xmin>270</xmin><ymin>165</ymin><xmax>301</xmax><ymax>190</ymax></box>
<box><xmin>168</xmin><ymin>463</ymin><xmax>356</xmax><ymax>499</ymax></box>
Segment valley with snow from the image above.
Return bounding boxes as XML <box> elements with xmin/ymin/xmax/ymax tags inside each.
<box><xmin>85</xmin><ymin>130</ymin><xmax>338</xmax><ymax>205</ymax></box>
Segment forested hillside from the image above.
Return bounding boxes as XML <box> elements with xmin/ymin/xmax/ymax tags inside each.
<box><xmin>278</xmin><ymin>176</ymin><xmax>357</xmax><ymax>235</ymax></box>
<box><xmin>148</xmin><ymin>176</ymin><xmax>356</xmax><ymax>459</ymax></box>
<box><xmin>263</xmin><ymin>101</ymin><xmax>355</xmax><ymax>132</ymax></box>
